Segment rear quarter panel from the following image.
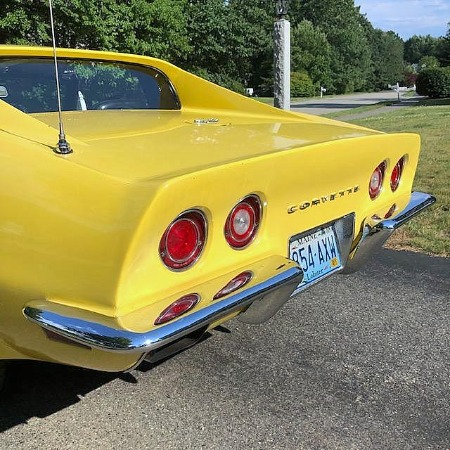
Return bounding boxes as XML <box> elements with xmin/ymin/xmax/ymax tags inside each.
<box><xmin>116</xmin><ymin>132</ymin><xmax>420</xmax><ymax>324</ymax></box>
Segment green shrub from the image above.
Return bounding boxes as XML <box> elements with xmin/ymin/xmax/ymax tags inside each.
<box><xmin>212</xmin><ymin>74</ymin><xmax>245</xmax><ymax>94</ymax></box>
<box><xmin>416</xmin><ymin>67</ymin><xmax>450</xmax><ymax>98</ymax></box>
<box><xmin>190</xmin><ymin>68</ymin><xmax>245</xmax><ymax>94</ymax></box>
<box><xmin>290</xmin><ymin>72</ymin><xmax>315</xmax><ymax>97</ymax></box>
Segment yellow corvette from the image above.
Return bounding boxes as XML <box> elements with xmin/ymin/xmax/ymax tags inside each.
<box><xmin>0</xmin><ymin>46</ymin><xmax>435</xmax><ymax>386</ymax></box>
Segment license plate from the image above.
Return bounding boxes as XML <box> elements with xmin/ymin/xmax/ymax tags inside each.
<box><xmin>289</xmin><ymin>224</ymin><xmax>342</xmax><ymax>295</ymax></box>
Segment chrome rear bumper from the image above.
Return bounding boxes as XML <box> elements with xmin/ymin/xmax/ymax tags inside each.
<box><xmin>22</xmin><ymin>192</ymin><xmax>434</xmax><ymax>361</ymax></box>
<box><xmin>344</xmin><ymin>191</ymin><xmax>436</xmax><ymax>273</ymax></box>
<box><xmin>23</xmin><ymin>257</ymin><xmax>303</xmax><ymax>354</ymax></box>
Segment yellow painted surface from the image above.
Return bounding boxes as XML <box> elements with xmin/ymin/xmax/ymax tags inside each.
<box><xmin>0</xmin><ymin>46</ymin><xmax>421</xmax><ymax>371</ymax></box>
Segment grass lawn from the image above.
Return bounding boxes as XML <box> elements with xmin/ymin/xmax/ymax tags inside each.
<box><xmin>254</xmin><ymin>97</ymin><xmax>274</xmax><ymax>105</ymax></box>
<box><xmin>255</xmin><ymin>96</ymin><xmax>321</xmax><ymax>105</ymax></box>
<box><xmin>347</xmin><ymin>103</ymin><xmax>449</xmax><ymax>257</ymax></box>
<box><xmin>323</xmin><ymin>101</ymin><xmax>394</xmax><ymax>119</ymax></box>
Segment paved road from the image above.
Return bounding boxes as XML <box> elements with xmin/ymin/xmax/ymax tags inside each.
<box><xmin>1</xmin><ymin>249</ymin><xmax>449</xmax><ymax>449</ymax></box>
<box><xmin>290</xmin><ymin>91</ymin><xmax>413</xmax><ymax>116</ymax></box>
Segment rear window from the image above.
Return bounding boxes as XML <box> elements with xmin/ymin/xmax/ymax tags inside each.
<box><xmin>0</xmin><ymin>58</ymin><xmax>180</xmax><ymax>113</ymax></box>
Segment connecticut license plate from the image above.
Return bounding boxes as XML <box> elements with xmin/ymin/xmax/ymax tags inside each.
<box><xmin>289</xmin><ymin>224</ymin><xmax>342</xmax><ymax>296</ymax></box>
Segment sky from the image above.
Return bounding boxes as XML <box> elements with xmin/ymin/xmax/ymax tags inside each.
<box><xmin>356</xmin><ymin>0</ymin><xmax>450</xmax><ymax>40</ymax></box>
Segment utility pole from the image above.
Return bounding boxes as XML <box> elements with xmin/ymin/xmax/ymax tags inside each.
<box><xmin>274</xmin><ymin>0</ymin><xmax>290</xmax><ymax>110</ymax></box>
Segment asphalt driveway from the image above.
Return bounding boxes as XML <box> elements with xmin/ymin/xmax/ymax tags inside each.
<box><xmin>290</xmin><ymin>90</ymin><xmax>416</xmax><ymax>116</ymax></box>
<box><xmin>0</xmin><ymin>249</ymin><xmax>449</xmax><ymax>450</ymax></box>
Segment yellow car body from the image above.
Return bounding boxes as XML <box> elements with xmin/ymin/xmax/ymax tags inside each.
<box><xmin>0</xmin><ymin>46</ymin><xmax>435</xmax><ymax>375</ymax></box>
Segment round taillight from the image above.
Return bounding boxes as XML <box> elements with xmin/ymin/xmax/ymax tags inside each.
<box><xmin>369</xmin><ymin>161</ymin><xmax>386</xmax><ymax>200</ymax></box>
<box><xmin>159</xmin><ymin>210</ymin><xmax>206</xmax><ymax>270</ymax></box>
<box><xmin>390</xmin><ymin>157</ymin><xmax>405</xmax><ymax>192</ymax></box>
<box><xmin>154</xmin><ymin>294</ymin><xmax>200</xmax><ymax>325</ymax></box>
<box><xmin>213</xmin><ymin>271</ymin><xmax>253</xmax><ymax>300</ymax></box>
<box><xmin>225</xmin><ymin>195</ymin><xmax>262</xmax><ymax>249</ymax></box>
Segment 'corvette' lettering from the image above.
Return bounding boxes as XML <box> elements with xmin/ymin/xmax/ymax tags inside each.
<box><xmin>287</xmin><ymin>185</ymin><xmax>360</xmax><ymax>214</ymax></box>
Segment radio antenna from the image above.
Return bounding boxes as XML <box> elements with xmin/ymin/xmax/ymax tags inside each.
<box><xmin>49</xmin><ymin>0</ymin><xmax>72</xmax><ymax>154</ymax></box>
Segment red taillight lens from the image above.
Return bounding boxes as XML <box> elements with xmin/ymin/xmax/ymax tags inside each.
<box><xmin>369</xmin><ymin>161</ymin><xmax>386</xmax><ymax>199</ymax></box>
<box><xmin>225</xmin><ymin>195</ymin><xmax>262</xmax><ymax>249</ymax></box>
<box><xmin>384</xmin><ymin>204</ymin><xmax>397</xmax><ymax>219</ymax></box>
<box><xmin>213</xmin><ymin>271</ymin><xmax>253</xmax><ymax>300</ymax></box>
<box><xmin>154</xmin><ymin>294</ymin><xmax>200</xmax><ymax>325</ymax></box>
<box><xmin>159</xmin><ymin>210</ymin><xmax>206</xmax><ymax>270</ymax></box>
<box><xmin>390</xmin><ymin>156</ymin><xmax>405</xmax><ymax>192</ymax></box>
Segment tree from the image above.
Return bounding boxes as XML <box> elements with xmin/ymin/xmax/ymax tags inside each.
<box><xmin>0</xmin><ymin>0</ymin><xmax>191</xmax><ymax>63</ymax></box>
<box><xmin>0</xmin><ymin>0</ymin><xmax>49</xmax><ymax>45</ymax></box>
<box><xmin>419</xmin><ymin>55</ymin><xmax>440</xmax><ymax>70</ymax></box>
<box><xmin>227</xmin><ymin>0</ymin><xmax>273</xmax><ymax>88</ymax></box>
<box><xmin>2</xmin><ymin>0</ymin><xmax>440</xmax><ymax>96</ymax></box>
<box><xmin>290</xmin><ymin>71</ymin><xmax>315</xmax><ymax>97</ymax></box>
<box><xmin>291</xmin><ymin>0</ymin><xmax>372</xmax><ymax>93</ymax></box>
<box><xmin>185</xmin><ymin>0</ymin><xmax>234</xmax><ymax>78</ymax></box>
<box><xmin>113</xmin><ymin>0</ymin><xmax>191</xmax><ymax>62</ymax></box>
<box><xmin>437</xmin><ymin>23</ymin><xmax>450</xmax><ymax>66</ymax></box>
<box><xmin>404</xmin><ymin>34</ymin><xmax>441</xmax><ymax>64</ymax></box>
<box><xmin>185</xmin><ymin>0</ymin><xmax>274</xmax><ymax>91</ymax></box>
<box><xmin>367</xmin><ymin>29</ymin><xmax>404</xmax><ymax>90</ymax></box>
<box><xmin>291</xmin><ymin>20</ymin><xmax>332</xmax><ymax>89</ymax></box>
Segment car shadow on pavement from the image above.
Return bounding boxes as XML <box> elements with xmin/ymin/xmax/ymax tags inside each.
<box><xmin>0</xmin><ymin>361</ymin><xmax>117</xmax><ymax>432</ymax></box>
<box><xmin>0</xmin><ymin>331</ymin><xmax>215</xmax><ymax>432</ymax></box>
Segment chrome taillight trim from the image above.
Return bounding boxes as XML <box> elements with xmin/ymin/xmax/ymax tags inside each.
<box><xmin>159</xmin><ymin>208</ymin><xmax>208</xmax><ymax>271</ymax></box>
<box><xmin>224</xmin><ymin>194</ymin><xmax>262</xmax><ymax>249</ymax></box>
<box><xmin>390</xmin><ymin>155</ymin><xmax>406</xmax><ymax>192</ymax></box>
<box><xmin>369</xmin><ymin>161</ymin><xmax>387</xmax><ymax>200</ymax></box>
